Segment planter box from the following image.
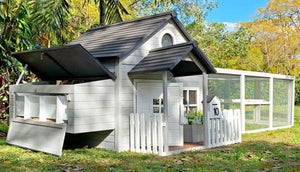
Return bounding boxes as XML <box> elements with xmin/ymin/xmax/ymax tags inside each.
<box><xmin>184</xmin><ymin>124</ymin><xmax>204</xmax><ymax>142</ymax></box>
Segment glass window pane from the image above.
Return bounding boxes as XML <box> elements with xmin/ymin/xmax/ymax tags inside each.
<box><xmin>153</xmin><ymin>107</ymin><xmax>159</xmax><ymax>113</ymax></box>
<box><xmin>161</xmin><ymin>107</ymin><xmax>164</xmax><ymax>113</ymax></box>
<box><xmin>153</xmin><ymin>99</ymin><xmax>159</xmax><ymax>105</ymax></box>
<box><xmin>161</xmin><ymin>99</ymin><xmax>163</xmax><ymax>105</ymax></box>
<box><xmin>183</xmin><ymin>90</ymin><xmax>187</xmax><ymax>105</ymax></box>
<box><xmin>189</xmin><ymin>90</ymin><xmax>197</xmax><ymax>104</ymax></box>
<box><xmin>161</xmin><ymin>34</ymin><xmax>173</xmax><ymax>47</ymax></box>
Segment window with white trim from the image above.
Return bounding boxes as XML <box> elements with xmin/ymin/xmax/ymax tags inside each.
<box><xmin>183</xmin><ymin>88</ymin><xmax>199</xmax><ymax>113</ymax></box>
<box><xmin>161</xmin><ymin>33</ymin><xmax>173</xmax><ymax>47</ymax></box>
<box><xmin>152</xmin><ymin>98</ymin><xmax>163</xmax><ymax>113</ymax></box>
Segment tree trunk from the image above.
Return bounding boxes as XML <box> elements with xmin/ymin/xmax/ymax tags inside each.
<box><xmin>99</xmin><ymin>0</ymin><xmax>106</xmax><ymax>25</ymax></box>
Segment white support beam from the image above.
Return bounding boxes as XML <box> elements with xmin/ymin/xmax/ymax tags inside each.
<box><xmin>162</xmin><ymin>71</ymin><xmax>169</xmax><ymax>154</ymax></box>
<box><xmin>16</xmin><ymin>64</ymin><xmax>28</xmax><ymax>85</ymax></box>
<box><xmin>240</xmin><ymin>74</ymin><xmax>245</xmax><ymax>132</ymax></box>
<box><xmin>189</xmin><ymin>54</ymin><xmax>207</xmax><ymax>73</ymax></box>
<box><xmin>289</xmin><ymin>79</ymin><xmax>295</xmax><ymax>126</ymax></box>
<box><xmin>269</xmin><ymin>77</ymin><xmax>273</xmax><ymax>129</ymax></box>
<box><xmin>216</xmin><ymin>68</ymin><xmax>294</xmax><ymax>80</ymax></box>
<box><xmin>203</xmin><ymin>73</ymin><xmax>210</xmax><ymax>148</ymax></box>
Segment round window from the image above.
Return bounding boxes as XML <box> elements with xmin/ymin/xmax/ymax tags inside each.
<box><xmin>161</xmin><ymin>33</ymin><xmax>173</xmax><ymax>47</ymax></box>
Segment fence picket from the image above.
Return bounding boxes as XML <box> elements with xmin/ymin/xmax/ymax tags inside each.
<box><xmin>135</xmin><ymin>113</ymin><xmax>140</xmax><ymax>152</ymax></box>
<box><xmin>235</xmin><ymin>109</ymin><xmax>242</xmax><ymax>142</ymax></box>
<box><xmin>130</xmin><ymin>113</ymin><xmax>135</xmax><ymax>151</ymax></box>
<box><xmin>223</xmin><ymin>110</ymin><xmax>228</xmax><ymax>145</ymax></box>
<box><xmin>141</xmin><ymin>113</ymin><xmax>145</xmax><ymax>153</ymax></box>
<box><xmin>146</xmin><ymin>114</ymin><xmax>151</xmax><ymax>153</ymax></box>
<box><xmin>216</xmin><ymin>119</ymin><xmax>219</xmax><ymax>146</ymax></box>
<box><xmin>152</xmin><ymin>115</ymin><xmax>158</xmax><ymax>154</ymax></box>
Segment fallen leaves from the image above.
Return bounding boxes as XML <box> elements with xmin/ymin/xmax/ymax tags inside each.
<box><xmin>3</xmin><ymin>161</ymin><xmax>12</xmax><ymax>164</ymax></box>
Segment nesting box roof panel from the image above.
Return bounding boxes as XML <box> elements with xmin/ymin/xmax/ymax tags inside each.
<box><xmin>128</xmin><ymin>42</ymin><xmax>216</xmax><ymax>76</ymax></box>
<box><xmin>12</xmin><ymin>44</ymin><xmax>116</xmax><ymax>81</ymax></box>
<box><xmin>68</xmin><ymin>12</ymin><xmax>189</xmax><ymax>58</ymax></box>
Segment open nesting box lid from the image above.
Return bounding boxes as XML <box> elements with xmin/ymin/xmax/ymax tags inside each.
<box><xmin>12</xmin><ymin>44</ymin><xmax>116</xmax><ymax>81</ymax></box>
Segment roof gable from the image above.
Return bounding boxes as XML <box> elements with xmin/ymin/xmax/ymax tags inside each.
<box><xmin>128</xmin><ymin>41</ymin><xmax>216</xmax><ymax>76</ymax></box>
<box><xmin>68</xmin><ymin>12</ymin><xmax>193</xmax><ymax>59</ymax></box>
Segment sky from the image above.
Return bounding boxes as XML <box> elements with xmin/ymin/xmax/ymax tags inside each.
<box><xmin>206</xmin><ymin>0</ymin><xmax>268</xmax><ymax>30</ymax></box>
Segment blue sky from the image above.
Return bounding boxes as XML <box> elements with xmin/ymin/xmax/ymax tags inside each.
<box><xmin>206</xmin><ymin>0</ymin><xmax>268</xmax><ymax>23</ymax></box>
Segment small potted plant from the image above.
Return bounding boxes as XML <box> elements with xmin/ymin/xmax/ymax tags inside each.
<box><xmin>184</xmin><ymin>110</ymin><xmax>204</xmax><ymax>142</ymax></box>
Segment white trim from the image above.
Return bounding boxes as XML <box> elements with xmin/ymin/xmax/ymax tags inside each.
<box><xmin>240</xmin><ymin>74</ymin><xmax>246</xmax><ymax>132</ymax></box>
<box><xmin>269</xmin><ymin>77</ymin><xmax>273</xmax><ymax>129</ymax></box>
<box><xmin>291</xmin><ymin>78</ymin><xmax>295</xmax><ymax>126</ymax></box>
<box><xmin>216</xmin><ymin>68</ymin><xmax>294</xmax><ymax>80</ymax></box>
<box><xmin>242</xmin><ymin>125</ymin><xmax>293</xmax><ymax>134</ymax></box>
<box><xmin>158</xmin><ymin>29</ymin><xmax>176</xmax><ymax>47</ymax></box>
<box><xmin>168</xmin><ymin>146</ymin><xmax>205</xmax><ymax>155</ymax></box>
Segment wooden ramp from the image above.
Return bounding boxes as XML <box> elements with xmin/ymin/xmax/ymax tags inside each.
<box><xmin>6</xmin><ymin>118</ymin><xmax>66</xmax><ymax>156</ymax></box>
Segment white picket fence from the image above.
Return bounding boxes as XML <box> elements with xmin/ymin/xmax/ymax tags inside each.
<box><xmin>130</xmin><ymin>113</ymin><xmax>166</xmax><ymax>155</ymax></box>
<box><xmin>208</xmin><ymin>109</ymin><xmax>242</xmax><ymax>148</ymax></box>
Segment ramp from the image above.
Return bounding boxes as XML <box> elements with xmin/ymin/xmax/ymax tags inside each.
<box><xmin>6</xmin><ymin>119</ymin><xmax>66</xmax><ymax>156</ymax></box>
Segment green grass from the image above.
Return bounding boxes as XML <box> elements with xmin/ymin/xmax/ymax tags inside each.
<box><xmin>0</xmin><ymin>106</ymin><xmax>300</xmax><ymax>171</ymax></box>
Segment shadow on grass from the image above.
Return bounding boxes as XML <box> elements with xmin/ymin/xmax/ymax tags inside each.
<box><xmin>1</xmin><ymin>137</ymin><xmax>300</xmax><ymax>171</ymax></box>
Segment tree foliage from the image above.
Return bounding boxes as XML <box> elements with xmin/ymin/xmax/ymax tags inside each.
<box><xmin>187</xmin><ymin>22</ymin><xmax>254</xmax><ymax>69</ymax></box>
<box><xmin>243</xmin><ymin>0</ymin><xmax>300</xmax><ymax>75</ymax></box>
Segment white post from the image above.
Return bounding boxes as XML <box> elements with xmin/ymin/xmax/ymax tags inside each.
<box><xmin>56</xmin><ymin>96</ymin><xmax>67</xmax><ymax>124</ymax></box>
<box><xmin>269</xmin><ymin>77</ymin><xmax>273</xmax><ymax>129</ymax></box>
<box><xmin>240</xmin><ymin>74</ymin><xmax>246</xmax><ymax>133</ymax></box>
<box><xmin>162</xmin><ymin>71</ymin><xmax>169</xmax><ymax>154</ymax></box>
<box><xmin>16</xmin><ymin>64</ymin><xmax>28</xmax><ymax>85</ymax></box>
<box><xmin>39</xmin><ymin>96</ymin><xmax>47</xmax><ymax>121</ymax></box>
<box><xmin>203</xmin><ymin>73</ymin><xmax>210</xmax><ymax>148</ymax></box>
<box><xmin>289</xmin><ymin>78</ymin><xmax>295</xmax><ymax>126</ymax></box>
<box><xmin>158</xmin><ymin>114</ymin><xmax>163</xmax><ymax>155</ymax></box>
<box><xmin>24</xmin><ymin>96</ymin><xmax>31</xmax><ymax>120</ymax></box>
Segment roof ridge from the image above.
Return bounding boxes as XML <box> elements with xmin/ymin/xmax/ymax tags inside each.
<box><xmin>86</xmin><ymin>11</ymin><xmax>176</xmax><ymax>32</ymax></box>
<box><xmin>150</xmin><ymin>41</ymin><xmax>197</xmax><ymax>52</ymax></box>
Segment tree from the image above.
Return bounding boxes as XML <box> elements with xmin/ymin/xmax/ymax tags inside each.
<box><xmin>243</xmin><ymin>0</ymin><xmax>300</xmax><ymax>75</ymax></box>
<box><xmin>0</xmin><ymin>0</ymin><xmax>33</xmax><ymax>119</ymax></box>
<box><xmin>85</xmin><ymin>0</ymin><xmax>128</xmax><ymax>26</ymax></box>
<box><xmin>187</xmin><ymin>21</ymin><xmax>254</xmax><ymax>69</ymax></box>
<box><xmin>130</xmin><ymin>0</ymin><xmax>217</xmax><ymax>25</ymax></box>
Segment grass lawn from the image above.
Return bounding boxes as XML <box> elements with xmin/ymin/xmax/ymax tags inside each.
<box><xmin>0</xmin><ymin>106</ymin><xmax>300</xmax><ymax>171</ymax></box>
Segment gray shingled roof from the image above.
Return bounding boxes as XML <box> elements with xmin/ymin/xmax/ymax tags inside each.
<box><xmin>128</xmin><ymin>41</ymin><xmax>216</xmax><ymax>76</ymax></box>
<box><xmin>68</xmin><ymin>12</ymin><xmax>192</xmax><ymax>58</ymax></box>
<box><xmin>12</xmin><ymin>45</ymin><xmax>116</xmax><ymax>81</ymax></box>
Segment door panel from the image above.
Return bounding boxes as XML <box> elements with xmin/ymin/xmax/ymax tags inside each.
<box><xmin>136</xmin><ymin>82</ymin><xmax>183</xmax><ymax>146</ymax></box>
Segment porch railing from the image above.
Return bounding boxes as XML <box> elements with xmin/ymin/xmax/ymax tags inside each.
<box><xmin>208</xmin><ymin>109</ymin><xmax>241</xmax><ymax>148</ymax></box>
<box><xmin>130</xmin><ymin>113</ymin><xmax>166</xmax><ymax>156</ymax></box>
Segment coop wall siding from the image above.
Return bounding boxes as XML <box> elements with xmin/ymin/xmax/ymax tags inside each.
<box><xmin>70</xmin><ymin>79</ymin><xmax>115</xmax><ymax>136</ymax></box>
<box><xmin>116</xmin><ymin>21</ymin><xmax>189</xmax><ymax>151</ymax></box>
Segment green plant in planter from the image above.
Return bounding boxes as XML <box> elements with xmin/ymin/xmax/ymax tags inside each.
<box><xmin>185</xmin><ymin>110</ymin><xmax>203</xmax><ymax>124</ymax></box>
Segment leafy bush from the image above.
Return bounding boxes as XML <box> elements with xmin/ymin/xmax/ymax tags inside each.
<box><xmin>0</xmin><ymin>121</ymin><xmax>8</xmax><ymax>133</ymax></box>
<box><xmin>185</xmin><ymin>111</ymin><xmax>203</xmax><ymax>124</ymax></box>
<box><xmin>296</xmin><ymin>79</ymin><xmax>300</xmax><ymax>105</ymax></box>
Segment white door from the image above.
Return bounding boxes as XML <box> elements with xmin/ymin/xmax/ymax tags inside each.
<box><xmin>136</xmin><ymin>82</ymin><xmax>183</xmax><ymax>146</ymax></box>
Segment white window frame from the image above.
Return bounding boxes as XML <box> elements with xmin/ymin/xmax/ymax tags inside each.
<box><xmin>183</xmin><ymin>87</ymin><xmax>199</xmax><ymax>113</ymax></box>
<box><xmin>158</xmin><ymin>29</ymin><xmax>176</xmax><ymax>47</ymax></box>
